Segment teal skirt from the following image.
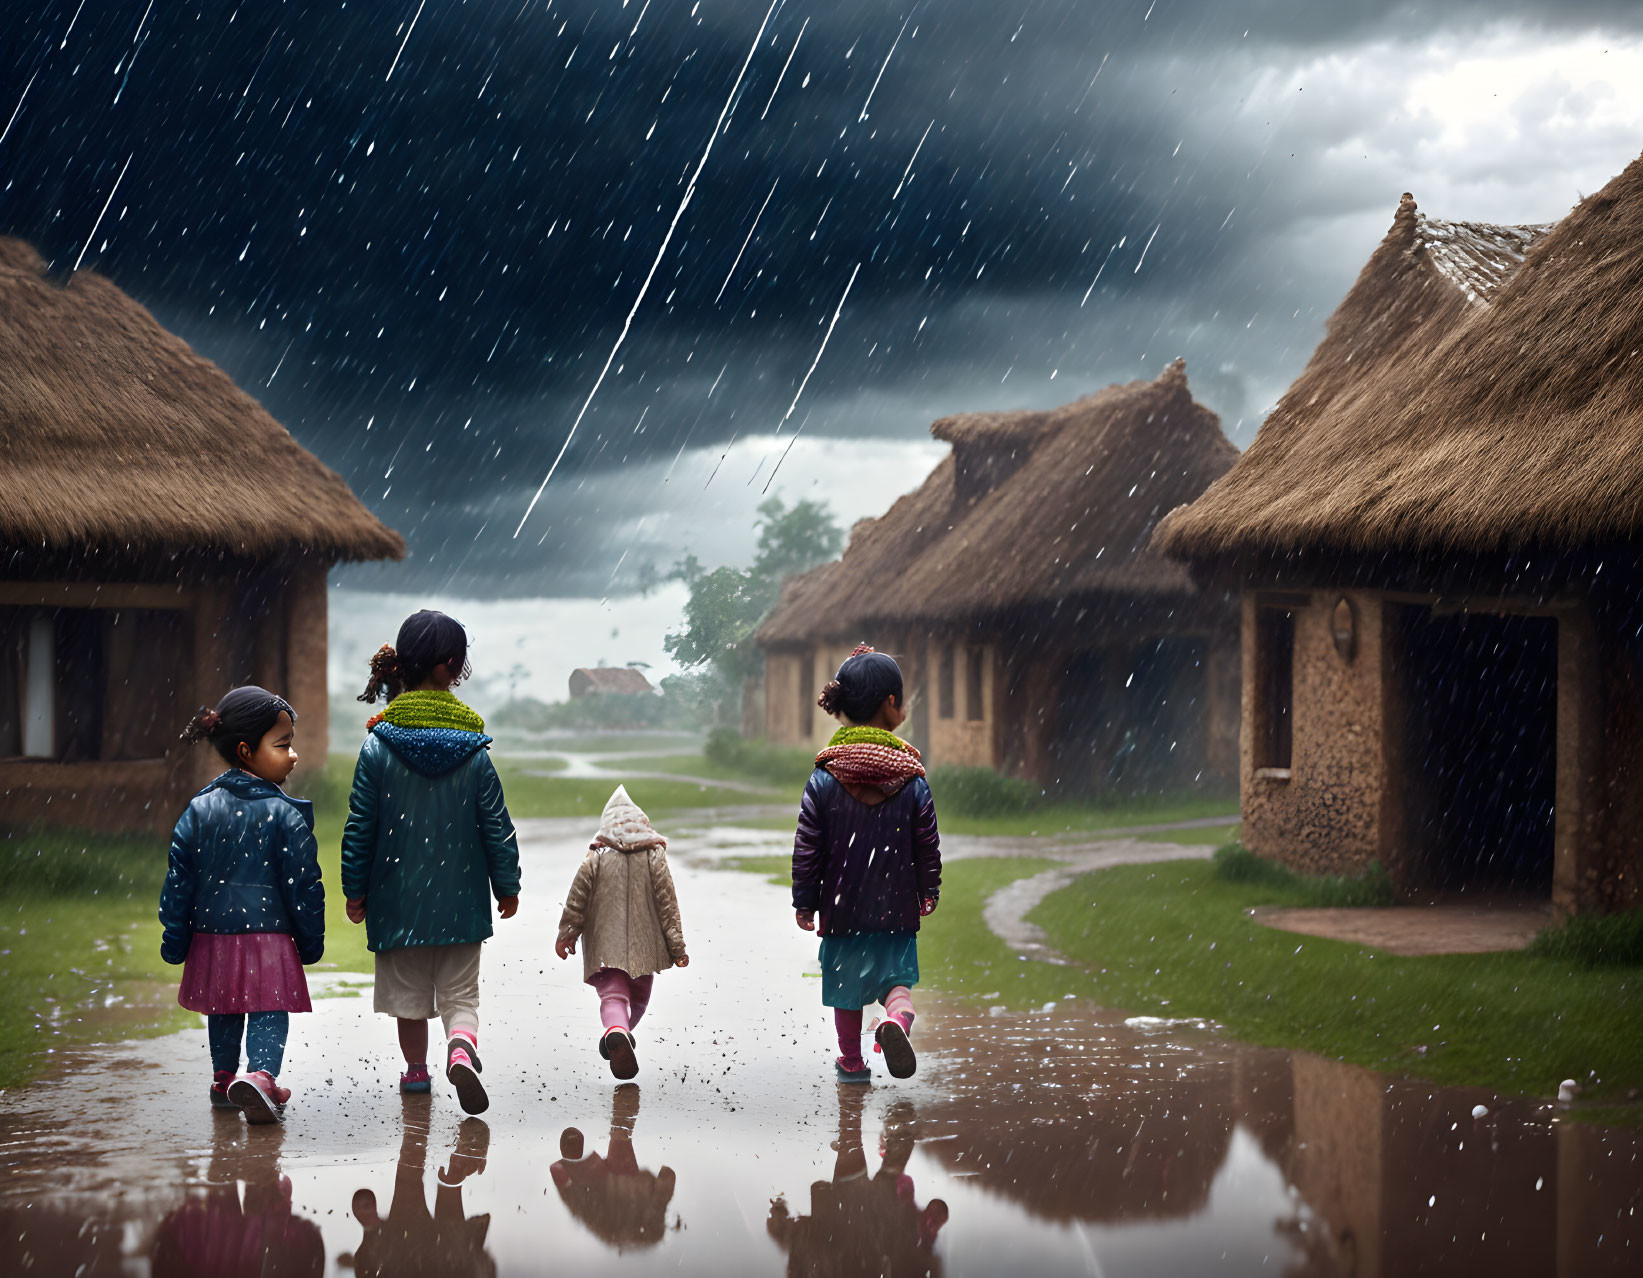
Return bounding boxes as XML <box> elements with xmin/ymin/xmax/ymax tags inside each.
<box><xmin>819</xmin><ymin>933</ymin><xmax>920</xmax><ymax>1009</ymax></box>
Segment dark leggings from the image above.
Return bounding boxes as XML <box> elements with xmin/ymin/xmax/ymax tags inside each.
<box><xmin>207</xmin><ymin>1012</ymin><xmax>289</xmax><ymax>1077</ymax></box>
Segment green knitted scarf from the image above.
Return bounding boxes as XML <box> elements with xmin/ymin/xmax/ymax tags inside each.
<box><xmin>379</xmin><ymin>689</ymin><xmax>486</xmax><ymax>733</ymax></box>
<box><xmin>824</xmin><ymin>725</ymin><xmax>911</xmax><ymax>752</ymax></box>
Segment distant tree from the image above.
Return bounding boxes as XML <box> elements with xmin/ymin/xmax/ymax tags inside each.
<box><xmin>664</xmin><ymin>497</ymin><xmax>842</xmax><ymax>724</ymax></box>
<box><xmin>753</xmin><ymin>497</ymin><xmax>844</xmax><ymax>583</ymax></box>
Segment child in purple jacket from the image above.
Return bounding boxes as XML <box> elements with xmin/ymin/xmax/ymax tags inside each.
<box><xmin>791</xmin><ymin>645</ymin><xmax>942</xmax><ymax>1082</ymax></box>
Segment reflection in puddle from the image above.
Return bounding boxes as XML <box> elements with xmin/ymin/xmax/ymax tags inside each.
<box><xmin>150</xmin><ymin>1122</ymin><xmax>324</xmax><ymax>1277</ymax></box>
<box><xmin>343</xmin><ymin>1096</ymin><xmax>494</xmax><ymax>1278</ymax></box>
<box><xmin>550</xmin><ymin>1084</ymin><xmax>678</xmax><ymax>1252</ymax></box>
<box><xmin>769</xmin><ymin>1087</ymin><xmax>948</xmax><ymax>1276</ymax></box>
<box><xmin>2</xmin><ymin>994</ymin><xmax>1638</xmax><ymax>1276</ymax></box>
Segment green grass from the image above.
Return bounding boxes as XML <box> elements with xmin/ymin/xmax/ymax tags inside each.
<box><xmin>0</xmin><ymin>828</ymin><xmax>188</xmax><ymax>1089</ymax></box>
<box><xmin>492</xmin><ymin>730</ymin><xmax>704</xmax><ymax>756</ymax></box>
<box><xmin>1032</xmin><ymin>859</ymin><xmax>1643</xmax><ymax>1101</ymax></box>
<box><xmin>1212</xmin><ymin>839</ymin><xmax>1395</xmax><ymax>907</ymax></box>
<box><xmin>1137</xmin><ymin>822</ymin><xmax>1243</xmax><ymax>846</ymax></box>
<box><xmin>718</xmin><ymin>854</ymin><xmax>793</xmax><ymax>886</ymax></box>
<box><xmin>711</xmin><ymin>793</ymin><xmax>1242</xmax><ymax>838</ymax></box>
<box><xmin>1527</xmin><ymin>907</ymin><xmax>1643</xmax><ymax>967</ymax></box>
<box><xmin>492</xmin><ymin>763</ymin><xmax>782</xmax><ymax>817</ymax></box>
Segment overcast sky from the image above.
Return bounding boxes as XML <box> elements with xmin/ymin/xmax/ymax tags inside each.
<box><xmin>4</xmin><ymin>1</ymin><xmax>1643</xmax><ymax>597</ymax></box>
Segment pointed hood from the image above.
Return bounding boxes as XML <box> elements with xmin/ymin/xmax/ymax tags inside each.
<box><xmin>591</xmin><ymin>785</ymin><xmax>667</xmax><ymax>854</ymax></box>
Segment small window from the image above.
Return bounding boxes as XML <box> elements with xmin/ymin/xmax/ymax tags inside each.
<box><xmin>799</xmin><ymin>650</ymin><xmax>815</xmax><ymax>738</ymax></box>
<box><xmin>0</xmin><ymin>606</ymin><xmax>185</xmax><ymax>762</ymax></box>
<box><xmin>938</xmin><ymin>645</ymin><xmax>956</xmax><ymax>720</ymax></box>
<box><xmin>1255</xmin><ymin>606</ymin><xmax>1296</xmax><ymax>771</ymax></box>
<box><xmin>965</xmin><ymin>646</ymin><xmax>986</xmax><ymax>721</ymax></box>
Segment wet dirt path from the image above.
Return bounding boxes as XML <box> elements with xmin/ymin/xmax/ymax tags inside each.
<box><xmin>3</xmin><ymin>818</ymin><xmax>1639</xmax><ymax>1276</ymax></box>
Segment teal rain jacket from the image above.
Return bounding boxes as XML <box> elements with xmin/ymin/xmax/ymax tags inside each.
<box><xmin>339</xmin><ymin>724</ymin><xmax>522</xmax><ymax>953</ymax></box>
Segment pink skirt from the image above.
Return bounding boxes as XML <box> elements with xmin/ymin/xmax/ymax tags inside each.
<box><xmin>177</xmin><ymin>932</ymin><xmax>312</xmax><ymax>1014</ymax></box>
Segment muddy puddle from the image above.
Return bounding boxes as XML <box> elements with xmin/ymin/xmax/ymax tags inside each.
<box><xmin>2</xmin><ymin>839</ymin><xmax>1638</xmax><ymax>1276</ymax></box>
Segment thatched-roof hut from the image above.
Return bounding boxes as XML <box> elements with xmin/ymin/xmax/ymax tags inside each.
<box><xmin>0</xmin><ymin>238</ymin><xmax>403</xmax><ymax>832</ymax></box>
<box><xmin>569</xmin><ymin>666</ymin><xmax>654</xmax><ymax>697</ymax></box>
<box><xmin>760</xmin><ymin>361</ymin><xmax>1241</xmax><ymax>792</ymax></box>
<box><xmin>1156</xmin><ymin>154</ymin><xmax>1643</xmax><ymax>913</ymax></box>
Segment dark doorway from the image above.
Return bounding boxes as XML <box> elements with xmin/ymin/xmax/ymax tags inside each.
<box><xmin>1048</xmin><ymin>650</ymin><xmax>1106</xmax><ymax>794</ymax></box>
<box><xmin>1047</xmin><ymin>639</ymin><xmax>1208</xmax><ymax>795</ymax></box>
<box><xmin>1110</xmin><ymin>636</ymin><xmax>1208</xmax><ymax>793</ymax></box>
<box><xmin>1400</xmin><ymin>609</ymin><xmax>1557</xmax><ymax>894</ymax></box>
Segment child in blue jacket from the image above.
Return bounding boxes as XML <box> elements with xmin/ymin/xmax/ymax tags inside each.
<box><xmin>161</xmin><ymin>686</ymin><xmax>324</xmax><ymax>1124</ymax></box>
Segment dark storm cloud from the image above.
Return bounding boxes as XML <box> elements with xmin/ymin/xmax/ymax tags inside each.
<box><xmin>3</xmin><ymin>1</ymin><xmax>1641</xmax><ymax>593</ymax></box>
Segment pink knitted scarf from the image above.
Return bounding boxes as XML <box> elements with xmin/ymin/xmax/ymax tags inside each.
<box><xmin>816</xmin><ymin>740</ymin><xmax>926</xmax><ymax>792</ymax></box>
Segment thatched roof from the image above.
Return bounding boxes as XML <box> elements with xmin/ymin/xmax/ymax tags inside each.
<box><xmin>759</xmin><ymin>360</ymin><xmax>1235</xmax><ymax>642</ymax></box>
<box><xmin>1152</xmin><ymin>162</ymin><xmax>1643</xmax><ymax>560</ymax></box>
<box><xmin>0</xmin><ymin>237</ymin><xmax>404</xmax><ymax>561</ymax></box>
<box><xmin>757</xmin><ymin>455</ymin><xmax>960</xmax><ymax>644</ymax></box>
<box><xmin>569</xmin><ymin>666</ymin><xmax>654</xmax><ymax>696</ymax></box>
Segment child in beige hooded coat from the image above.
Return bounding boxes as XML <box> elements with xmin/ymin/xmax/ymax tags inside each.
<box><xmin>556</xmin><ymin>786</ymin><xmax>688</xmax><ymax>1079</ymax></box>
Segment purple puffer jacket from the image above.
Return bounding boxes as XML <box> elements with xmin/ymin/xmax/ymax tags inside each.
<box><xmin>791</xmin><ymin>768</ymin><xmax>942</xmax><ymax>935</ymax></box>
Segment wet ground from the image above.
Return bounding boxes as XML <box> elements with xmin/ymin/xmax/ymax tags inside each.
<box><xmin>3</xmin><ymin>817</ymin><xmax>1640</xmax><ymax>1277</ymax></box>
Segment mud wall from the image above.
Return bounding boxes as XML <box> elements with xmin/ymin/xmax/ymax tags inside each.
<box><xmin>1</xmin><ymin>557</ymin><xmax>333</xmax><ymax>834</ymax></box>
<box><xmin>1241</xmin><ymin>590</ymin><xmax>1398</xmax><ymax>879</ymax></box>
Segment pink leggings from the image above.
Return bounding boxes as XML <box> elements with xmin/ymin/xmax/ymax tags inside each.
<box><xmin>587</xmin><ymin>967</ymin><xmax>653</xmax><ymax>1032</ymax></box>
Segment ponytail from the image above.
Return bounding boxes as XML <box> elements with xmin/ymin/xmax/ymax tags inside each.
<box><xmin>181</xmin><ymin>687</ymin><xmax>295</xmax><ymax>765</ymax></box>
<box><xmin>359</xmin><ymin>610</ymin><xmax>472</xmax><ymax>704</ymax></box>
<box><xmin>818</xmin><ymin>643</ymin><xmax>904</xmax><ymax>723</ymax></box>
<box><xmin>359</xmin><ymin>644</ymin><xmax>402</xmax><ymax>704</ymax></box>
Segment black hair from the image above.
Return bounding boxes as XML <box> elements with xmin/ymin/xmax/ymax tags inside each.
<box><xmin>817</xmin><ymin>644</ymin><xmax>904</xmax><ymax>723</ymax></box>
<box><xmin>181</xmin><ymin>686</ymin><xmax>296</xmax><ymax>765</ymax></box>
<box><xmin>358</xmin><ymin>609</ymin><xmax>472</xmax><ymax>704</ymax></box>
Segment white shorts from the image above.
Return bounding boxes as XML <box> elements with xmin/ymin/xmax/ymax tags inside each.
<box><xmin>373</xmin><ymin>942</ymin><xmax>482</xmax><ymax>1034</ymax></box>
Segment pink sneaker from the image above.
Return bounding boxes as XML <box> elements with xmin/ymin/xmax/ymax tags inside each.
<box><xmin>227</xmin><ymin>1071</ymin><xmax>290</xmax><ymax>1124</ymax></box>
<box><xmin>209</xmin><ymin>1070</ymin><xmax>237</xmax><ymax>1110</ymax></box>
<box><xmin>446</xmin><ymin>1037</ymin><xmax>488</xmax><ymax>1115</ymax></box>
<box><xmin>835</xmin><ymin>1055</ymin><xmax>871</xmax><ymax>1083</ymax></box>
<box><xmin>400</xmin><ymin>1063</ymin><xmax>432</xmax><ymax>1094</ymax></box>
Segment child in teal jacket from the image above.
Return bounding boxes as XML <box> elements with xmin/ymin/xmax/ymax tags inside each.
<box><xmin>341</xmin><ymin>610</ymin><xmax>521</xmax><ymax>1115</ymax></box>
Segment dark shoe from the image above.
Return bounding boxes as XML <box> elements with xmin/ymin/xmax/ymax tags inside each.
<box><xmin>446</xmin><ymin>1042</ymin><xmax>489</xmax><ymax>1115</ymax></box>
<box><xmin>228</xmin><ymin>1071</ymin><xmax>289</xmax><ymax>1124</ymax></box>
<box><xmin>835</xmin><ymin>1055</ymin><xmax>872</xmax><ymax>1084</ymax></box>
<box><xmin>210</xmin><ymin>1070</ymin><xmax>238</xmax><ymax>1110</ymax></box>
<box><xmin>875</xmin><ymin>1019</ymin><xmax>917</xmax><ymax>1079</ymax></box>
<box><xmin>602</xmin><ymin>1028</ymin><xmax>638</xmax><ymax>1081</ymax></box>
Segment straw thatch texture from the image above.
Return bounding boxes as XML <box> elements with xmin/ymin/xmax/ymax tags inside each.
<box><xmin>894</xmin><ymin>360</ymin><xmax>1235</xmax><ymax>619</ymax></box>
<box><xmin>756</xmin><ymin>455</ymin><xmax>959</xmax><ymax>643</ymax></box>
<box><xmin>758</xmin><ymin>360</ymin><xmax>1235</xmax><ymax>641</ymax></box>
<box><xmin>569</xmin><ymin>666</ymin><xmax>655</xmax><ymax>696</ymax></box>
<box><xmin>1152</xmin><ymin>162</ymin><xmax>1643</xmax><ymax>560</ymax></box>
<box><xmin>0</xmin><ymin>237</ymin><xmax>404</xmax><ymax>561</ymax></box>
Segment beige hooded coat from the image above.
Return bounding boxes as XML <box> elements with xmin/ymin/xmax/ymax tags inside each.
<box><xmin>557</xmin><ymin>786</ymin><xmax>686</xmax><ymax>979</ymax></box>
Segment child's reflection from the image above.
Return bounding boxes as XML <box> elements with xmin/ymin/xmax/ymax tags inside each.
<box><xmin>550</xmin><ymin>1083</ymin><xmax>678</xmax><ymax>1251</ymax></box>
<box><xmin>769</xmin><ymin>1088</ymin><xmax>948</xmax><ymax>1278</ymax></box>
<box><xmin>150</xmin><ymin>1122</ymin><xmax>325</xmax><ymax>1277</ymax></box>
<box><xmin>346</xmin><ymin>1096</ymin><xmax>495</xmax><ymax>1278</ymax></box>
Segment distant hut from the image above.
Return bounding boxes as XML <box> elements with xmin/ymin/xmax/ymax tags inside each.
<box><xmin>568</xmin><ymin>666</ymin><xmax>654</xmax><ymax>698</ymax></box>
<box><xmin>0</xmin><ymin>238</ymin><xmax>404</xmax><ymax>833</ymax></box>
<box><xmin>760</xmin><ymin>361</ymin><xmax>1241</xmax><ymax>793</ymax></box>
<box><xmin>1156</xmin><ymin>159</ymin><xmax>1643</xmax><ymax>914</ymax></box>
